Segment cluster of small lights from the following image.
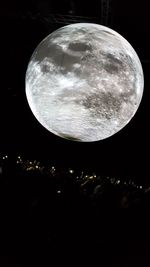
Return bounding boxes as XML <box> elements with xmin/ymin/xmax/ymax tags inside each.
<box><xmin>2</xmin><ymin>155</ymin><xmax>8</xmax><ymax>160</ymax></box>
<box><xmin>14</xmin><ymin>155</ymin><xmax>44</xmax><ymax>172</ymax></box>
<box><xmin>0</xmin><ymin>154</ymin><xmax>147</xmax><ymax>192</ymax></box>
<box><xmin>16</xmin><ymin>155</ymin><xmax>22</xmax><ymax>164</ymax></box>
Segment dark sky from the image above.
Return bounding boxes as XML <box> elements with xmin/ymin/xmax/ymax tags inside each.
<box><xmin>1</xmin><ymin>0</ymin><xmax>150</xmax><ymax>182</ymax></box>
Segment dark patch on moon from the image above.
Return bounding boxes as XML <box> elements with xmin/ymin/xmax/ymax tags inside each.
<box><xmin>68</xmin><ymin>42</ymin><xmax>92</xmax><ymax>52</ymax></box>
<box><xmin>103</xmin><ymin>53</ymin><xmax>124</xmax><ymax>74</ymax></box>
<box><xmin>59</xmin><ymin>133</ymin><xmax>82</xmax><ymax>142</ymax></box>
<box><xmin>102</xmin><ymin>30</ymin><xmax>115</xmax><ymax>36</ymax></box>
<box><xmin>106</xmin><ymin>53</ymin><xmax>123</xmax><ymax>65</ymax></box>
<box><xmin>41</xmin><ymin>63</ymin><xmax>50</xmax><ymax>73</ymax></box>
<box><xmin>103</xmin><ymin>63</ymin><xmax>119</xmax><ymax>74</ymax></box>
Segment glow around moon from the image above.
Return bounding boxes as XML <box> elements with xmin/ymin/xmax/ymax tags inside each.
<box><xmin>26</xmin><ymin>23</ymin><xmax>144</xmax><ymax>142</ymax></box>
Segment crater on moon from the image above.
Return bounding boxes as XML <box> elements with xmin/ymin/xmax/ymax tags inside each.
<box><xmin>26</xmin><ymin>23</ymin><xmax>144</xmax><ymax>142</ymax></box>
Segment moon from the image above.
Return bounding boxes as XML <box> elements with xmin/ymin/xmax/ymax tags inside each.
<box><xmin>26</xmin><ymin>23</ymin><xmax>144</xmax><ymax>142</ymax></box>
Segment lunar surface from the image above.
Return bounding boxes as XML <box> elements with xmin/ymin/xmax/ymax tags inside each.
<box><xmin>26</xmin><ymin>23</ymin><xmax>144</xmax><ymax>142</ymax></box>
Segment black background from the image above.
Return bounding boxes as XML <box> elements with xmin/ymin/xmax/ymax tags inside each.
<box><xmin>1</xmin><ymin>0</ymin><xmax>150</xmax><ymax>266</ymax></box>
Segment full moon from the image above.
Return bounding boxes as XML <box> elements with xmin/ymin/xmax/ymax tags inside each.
<box><xmin>26</xmin><ymin>23</ymin><xmax>144</xmax><ymax>142</ymax></box>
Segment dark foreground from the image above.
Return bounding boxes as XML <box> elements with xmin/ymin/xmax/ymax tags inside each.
<box><xmin>0</xmin><ymin>156</ymin><xmax>150</xmax><ymax>266</ymax></box>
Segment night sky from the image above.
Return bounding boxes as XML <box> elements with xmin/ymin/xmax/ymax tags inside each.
<box><xmin>1</xmin><ymin>1</ymin><xmax>150</xmax><ymax>266</ymax></box>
